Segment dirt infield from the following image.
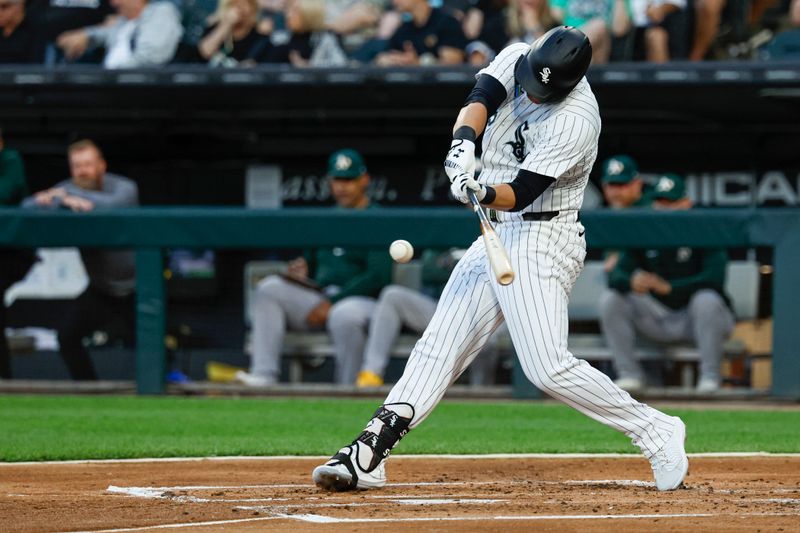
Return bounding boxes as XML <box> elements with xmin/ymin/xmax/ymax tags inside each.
<box><xmin>1</xmin><ymin>455</ymin><xmax>798</xmax><ymax>532</ymax></box>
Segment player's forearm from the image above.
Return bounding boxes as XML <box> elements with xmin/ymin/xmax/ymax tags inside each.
<box><xmin>452</xmin><ymin>103</ymin><xmax>488</xmax><ymax>138</ymax></box>
<box><xmin>481</xmin><ymin>183</ymin><xmax>516</xmax><ymax>210</ymax></box>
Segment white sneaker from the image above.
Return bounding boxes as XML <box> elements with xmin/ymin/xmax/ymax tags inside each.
<box><xmin>696</xmin><ymin>378</ymin><xmax>720</xmax><ymax>393</ymax></box>
<box><xmin>614</xmin><ymin>377</ymin><xmax>644</xmax><ymax>392</ymax></box>
<box><xmin>312</xmin><ymin>441</ymin><xmax>386</xmax><ymax>491</ymax></box>
<box><xmin>233</xmin><ymin>370</ymin><xmax>276</xmax><ymax>387</ymax></box>
<box><xmin>649</xmin><ymin>417</ymin><xmax>688</xmax><ymax>491</ymax></box>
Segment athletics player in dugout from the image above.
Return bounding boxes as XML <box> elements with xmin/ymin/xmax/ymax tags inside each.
<box><xmin>599</xmin><ymin>173</ymin><xmax>734</xmax><ymax>394</ymax></box>
<box><xmin>236</xmin><ymin>149</ymin><xmax>392</xmax><ymax>387</ymax></box>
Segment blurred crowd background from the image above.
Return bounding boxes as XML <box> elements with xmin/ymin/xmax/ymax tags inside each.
<box><xmin>1</xmin><ymin>0</ymin><xmax>799</xmax><ymax>68</ymax></box>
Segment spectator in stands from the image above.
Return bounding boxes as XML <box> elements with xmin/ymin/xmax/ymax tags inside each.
<box><xmin>504</xmin><ymin>0</ymin><xmax>557</xmax><ymax>44</ymax></box>
<box><xmin>27</xmin><ymin>0</ymin><xmax>113</xmax><ymax>63</ymax></box>
<box><xmin>21</xmin><ymin>140</ymin><xmax>139</xmax><ymax>380</ymax></box>
<box><xmin>280</xmin><ymin>0</ymin><xmax>347</xmax><ymax>66</ymax></box>
<box><xmin>599</xmin><ymin>174</ymin><xmax>734</xmax><ymax>393</ymax></box>
<box><xmin>600</xmin><ymin>154</ymin><xmax>652</xmax><ymax>272</ymax></box>
<box><xmin>462</xmin><ymin>0</ymin><xmax>506</xmax><ymax>52</ymax></box>
<box><xmin>466</xmin><ymin>0</ymin><xmax>558</xmax><ymax>65</ymax></box>
<box><xmin>170</xmin><ymin>0</ymin><xmax>218</xmax><ymax>49</ymax></box>
<box><xmin>625</xmin><ymin>0</ymin><xmax>688</xmax><ymax>61</ymax></box>
<box><xmin>325</xmin><ymin>0</ymin><xmax>385</xmax><ymax>56</ymax></box>
<box><xmin>550</xmin><ymin>0</ymin><xmax>632</xmax><ymax>63</ymax></box>
<box><xmin>689</xmin><ymin>0</ymin><xmax>725</xmax><ymax>60</ymax></box>
<box><xmin>236</xmin><ymin>149</ymin><xmax>392</xmax><ymax>387</ymax></box>
<box><xmin>0</xmin><ymin>0</ymin><xmax>46</xmax><ymax>63</ymax></box>
<box><xmin>355</xmin><ymin>247</ymin><xmax>500</xmax><ymax>388</ymax></box>
<box><xmin>55</xmin><ymin>0</ymin><xmax>183</xmax><ymax>68</ymax></box>
<box><xmin>197</xmin><ymin>0</ymin><xmax>274</xmax><ymax>65</ymax></box>
<box><xmin>759</xmin><ymin>0</ymin><xmax>800</xmax><ymax>59</ymax></box>
<box><xmin>257</xmin><ymin>0</ymin><xmax>287</xmax><ymax>35</ymax></box>
<box><xmin>0</xmin><ymin>126</ymin><xmax>36</xmax><ymax>379</ymax></box>
<box><xmin>375</xmin><ymin>0</ymin><xmax>467</xmax><ymax>65</ymax></box>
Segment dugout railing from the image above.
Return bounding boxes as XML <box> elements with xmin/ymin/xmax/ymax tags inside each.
<box><xmin>0</xmin><ymin>207</ymin><xmax>798</xmax><ymax>398</ymax></box>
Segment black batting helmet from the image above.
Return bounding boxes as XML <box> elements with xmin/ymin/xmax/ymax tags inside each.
<box><xmin>514</xmin><ymin>26</ymin><xmax>592</xmax><ymax>103</ymax></box>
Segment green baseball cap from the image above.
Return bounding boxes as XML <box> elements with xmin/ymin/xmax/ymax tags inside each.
<box><xmin>652</xmin><ymin>173</ymin><xmax>686</xmax><ymax>201</ymax></box>
<box><xmin>327</xmin><ymin>148</ymin><xmax>367</xmax><ymax>179</ymax></box>
<box><xmin>601</xmin><ymin>155</ymin><xmax>639</xmax><ymax>184</ymax></box>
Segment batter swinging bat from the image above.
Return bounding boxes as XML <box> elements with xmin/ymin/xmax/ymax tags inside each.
<box><xmin>467</xmin><ymin>190</ymin><xmax>515</xmax><ymax>285</ymax></box>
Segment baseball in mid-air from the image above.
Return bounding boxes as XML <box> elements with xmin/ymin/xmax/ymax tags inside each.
<box><xmin>389</xmin><ymin>239</ymin><xmax>414</xmax><ymax>263</ymax></box>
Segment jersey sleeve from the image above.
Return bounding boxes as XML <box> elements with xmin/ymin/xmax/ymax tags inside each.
<box><xmin>476</xmin><ymin>42</ymin><xmax>529</xmax><ymax>96</ymax></box>
<box><xmin>519</xmin><ymin>112</ymin><xmax>598</xmax><ymax>179</ymax></box>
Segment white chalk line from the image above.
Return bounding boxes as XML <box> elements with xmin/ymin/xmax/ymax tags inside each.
<box><xmin>73</xmin><ymin>480</ymin><xmax>800</xmax><ymax>532</ymax></box>
<box><xmin>6</xmin><ymin>451</ymin><xmax>800</xmax><ymax>466</ymax></box>
<box><xmin>275</xmin><ymin>511</ymin><xmax>800</xmax><ymax>524</ymax></box>
<box><xmin>106</xmin><ymin>477</ymin><xmax>800</xmax><ymax>500</ymax></box>
<box><xmin>106</xmin><ymin>479</ymin><xmax>659</xmax><ymax>499</ymax></box>
<box><xmin>233</xmin><ymin>498</ymin><xmax>508</xmax><ymax>511</ymax></box>
<box><xmin>63</xmin><ymin>516</ymin><xmax>284</xmax><ymax>533</ymax></box>
<box><xmin>106</xmin><ymin>486</ymin><xmax>293</xmax><ymax>504</ymax></box>
<box><xmin>63</xmin><ymin>510</ymin><xmax>800</xmax><ymax>532</ymax></box>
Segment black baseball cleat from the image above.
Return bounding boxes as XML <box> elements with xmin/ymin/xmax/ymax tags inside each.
<box><xmin>312</xmin><ymin>442</ymin><xmax>386</xmax><ymax>491</ymax></box>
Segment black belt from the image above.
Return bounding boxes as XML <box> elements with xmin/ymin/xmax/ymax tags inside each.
<box><xmin>488</xmin><ymin>210</ymin><xmax>562</xmax><ymax>223</ymax></box>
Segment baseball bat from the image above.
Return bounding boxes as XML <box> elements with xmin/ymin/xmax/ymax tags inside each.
<box><xmin>467</xmin><ymin>190</ymin><xmax>515</xmax><ymax>286</ymax></box>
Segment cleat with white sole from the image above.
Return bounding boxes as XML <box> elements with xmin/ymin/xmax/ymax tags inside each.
<box><xmin>312</xmin><ymin>442</ymin><xmax>386</xmax><ymax>491</ymax></box>
<box><xmin>649</xmin><ymin>417</ymin><xmax>689</xmax><ymax>491</ymax></box>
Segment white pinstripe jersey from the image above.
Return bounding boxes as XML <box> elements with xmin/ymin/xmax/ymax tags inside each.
<box><xmin>477</xmin><ymin>42</ymin><xmax>601</xmax><ymax>214</ymax></box>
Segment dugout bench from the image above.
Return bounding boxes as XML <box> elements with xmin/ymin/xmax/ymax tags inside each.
<box><xmin>244</xmin><ymin>259</ymin><xmax>759</xmax><ymax>391</ymax></box>
<box><xmin>0</xmin><ymin>207</ymin><xmax>798</xmax><ymax>399</ymax></box>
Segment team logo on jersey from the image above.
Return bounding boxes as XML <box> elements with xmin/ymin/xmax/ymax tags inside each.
<box><xmin>504</xmin><ymin>121</ymin><xmax>529</xmax><ymax>163</ymax></box>
<box><xmin>677</xmin><ymin>247</ymin><xmax>692</xmax><ymax>262</ymax></box>
<box><xmin>540</xmin><ymin>67</ymin><xmax>551</xmax><ymax>84</ymax></box>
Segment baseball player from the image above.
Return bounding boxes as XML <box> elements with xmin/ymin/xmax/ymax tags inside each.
<box><xmin>600</xmin><ymin>173</ymin><xmax>734</xmax><ymax>393</ymax></box>
<box><xmin>236</xmin><ymin>149</ymin><xmax>393</xmax><ymax>386</ymax></box>
<box><xmin>313</xmin><ymin>26</ymin><xmax>688</xmax><ymax>492</ymax></box>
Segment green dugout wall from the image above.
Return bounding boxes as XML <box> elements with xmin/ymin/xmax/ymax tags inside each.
<box><xmin>0</xmin><ymin>207</ymin><xmax>797</xmax><ymax>399</ymax></box>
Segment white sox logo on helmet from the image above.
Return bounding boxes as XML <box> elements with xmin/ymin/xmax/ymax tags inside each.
<box><xmin>540</xmin><ymin>67</ymin><xmax>551</xmax><ymax>84</ymax></box>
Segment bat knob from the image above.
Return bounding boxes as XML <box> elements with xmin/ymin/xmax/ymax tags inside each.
<box><xmin>498</xmin><ymin>272</ymin><xmax>515</xmax><ymax>285</ymax></box>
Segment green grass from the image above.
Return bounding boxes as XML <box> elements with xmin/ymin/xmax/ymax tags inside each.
<box><xmin>0</xmin><ymin>395</ymin><xmax>798</xmax><ymax>461</ymax></box>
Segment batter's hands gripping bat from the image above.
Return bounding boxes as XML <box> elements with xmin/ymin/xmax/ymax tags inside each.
<box><xmin>467</xmin><ymin>190</ymin><xmax>515</xmax><ymax>286</ymax></box>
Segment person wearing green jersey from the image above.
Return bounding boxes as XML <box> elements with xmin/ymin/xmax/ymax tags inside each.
<box><xmin>599</xmin><ymin>173</ymin><xmax>734</xmax><ymax>393</ymax></box>
<box><xmin>236</xmin><ymin>149</ymin><xmax>393</xmax><ymax>386</ymax></box>
<box><xmin>600</xmin><ymin>154</ymin><xmax>652</xmax><ymax>272</ymax></box>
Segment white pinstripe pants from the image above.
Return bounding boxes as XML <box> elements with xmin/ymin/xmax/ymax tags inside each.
<box><xmin>385</xmin><ymin>217</ymin><xmax>677</xmax><ymax>457</ymax></box>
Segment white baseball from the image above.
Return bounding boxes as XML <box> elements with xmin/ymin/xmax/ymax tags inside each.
<box><xmin>389</xmin><ymin>239</ymin><xmax>414</xmax><ymax>263</ymax></box>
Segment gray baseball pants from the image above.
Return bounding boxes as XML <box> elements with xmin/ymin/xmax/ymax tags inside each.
<box><xmin>599</xmin><ymin>288</ymin><xmax>735</xmax><ymax>385</ymax></box>
<box><xmin>250</xmin><ymin>275</ymin><xmax>375</xmax><ymax>384</ymax></box>
<box><xmin>361</xmin><ymin>285</ymin><xmax>499</xmax><ymax>385</ymax></box>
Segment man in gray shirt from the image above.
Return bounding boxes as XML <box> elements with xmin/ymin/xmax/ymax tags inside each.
<box><xmin>55</xmin><ymin>0</ymin><xmax>183</xmax><ymax>68</ymax></box>
<box><xmin>22</xmin><ymin>139</ymin><xmax>138</xmax><ymax>380</ymax></box>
